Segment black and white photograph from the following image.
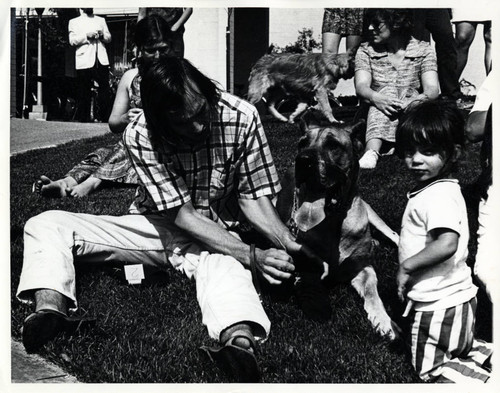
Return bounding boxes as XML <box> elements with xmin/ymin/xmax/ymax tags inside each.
<box><xmin>4</xmin><ymin>1</ymin><xmax>499</xmax><ymax>388</ymax></box>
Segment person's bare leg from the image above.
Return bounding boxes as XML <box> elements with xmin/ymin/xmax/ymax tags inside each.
<box><xmin>36</xmin><ymin>175</ymin><xmax>78</xmax><ymax>198</ymax></box>
<box><xmin>68</xmin><ymin>176</ymin><xmax>103</xmax><ymax>197</ymax></box>
<box><xmin>346</xmin><ymin>35</ymin><xmax>362</xmax><ymax>53</ymax></box>
<box><xmin>34</xmin><ymin>289</ymin><xmax>68</xmax><ymax>315</ymax></box>
<box><xmin>455</xmin><ymin>22</ymin><xmax>477</xmax><ymax>80</ymax></box>
<box><xmin>322</xmin><ymin>32</ymin><xmax>341</xmax><ymax>54</ymax></box>
<box><xmin>364</xmin><ymin>138</ymin><xmax>383</xmax><ymax>154</ymax></box>
<box><xmin>220</xmin><ymin>322</ymin><xmax>255</xmax><ymax>351</ymax></box>
<box><xmin>483</xmin><ymin>22</ymin><xmax>492</xmax><ymax>74</ymax></box>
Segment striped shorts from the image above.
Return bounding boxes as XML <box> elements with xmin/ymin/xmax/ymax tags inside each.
<box><xmin>409</xmin><ymin>297</ymin><xmax>493</xmax><ymax>383</ymax></box>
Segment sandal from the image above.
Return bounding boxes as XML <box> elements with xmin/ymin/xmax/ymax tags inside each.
<box><xmin>200</xmin><ymin>329</ymin><xmax>261</xmax><ymax>383</ymax></box>
<box><xmin>22</xmin><ymin>309</ymin><xmax>96</xmax><ymax>353</ymax></box>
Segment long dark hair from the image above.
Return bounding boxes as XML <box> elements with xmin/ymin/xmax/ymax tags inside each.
<box><xmin>135</xmin><ymin>15</ymin><xmax>175</xmax><ymax>73</ymax></box>
<box><xmin>141</xmin><ymin>57</ymin><xmax>221</xmax><ymax>145</ymax></box>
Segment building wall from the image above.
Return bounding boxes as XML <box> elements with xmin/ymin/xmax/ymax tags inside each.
<box><xmin>184</xmin><ymin>8</ymin><xmax>228</xmax><ymax>90</ymax></box>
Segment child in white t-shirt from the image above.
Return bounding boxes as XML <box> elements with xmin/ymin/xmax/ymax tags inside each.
<box><xmin>394</xmin><ymin>100</ymin><xmax>492</xmax><ymax>383</ymax></box>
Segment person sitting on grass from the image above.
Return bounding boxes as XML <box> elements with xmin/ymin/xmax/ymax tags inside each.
<box><xmin>355</xmin><ymin>8</ymin><xmax>440</xmax><ymax>170</ymax></box>
<box><xmin>33</xmin><ymin>14</ymin><xmax>175</xmax><ymax>198</ymax></box>
<box><xmin>17</xmin><ymin>56</ymin><xmax>327</xmax><ymax>383</ymax></box>
<box><xmin>395</xmin><ymin>100</ymin><xmax>492</xmax><ymax>383</ymax></box>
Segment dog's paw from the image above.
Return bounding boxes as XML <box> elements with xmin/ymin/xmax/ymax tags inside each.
<box><xmin>374</xmin><ymin>317</ymin><xmax>401</xmax><ymax>341</ymax></box>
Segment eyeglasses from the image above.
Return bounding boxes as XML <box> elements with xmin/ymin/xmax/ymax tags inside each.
<box><xmin>369</xmin><ymin>22</ymin><xmax>387</xmax><ymax>34</ymax></box>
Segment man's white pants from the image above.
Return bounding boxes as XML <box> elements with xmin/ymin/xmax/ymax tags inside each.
<box><xmin>17</xmin><ymin>210</ymin><xmax>271</xmax><ymax>340</ymax></box>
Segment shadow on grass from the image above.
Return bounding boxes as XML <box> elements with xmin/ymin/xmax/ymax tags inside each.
<box><xmin>10</xmin><ymin>113</ymin><xmax>491</xmax><ymax>383</ymax></box>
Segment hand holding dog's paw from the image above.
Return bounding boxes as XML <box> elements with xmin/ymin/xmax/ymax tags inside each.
<box><xmin>255</xmin><ymin>248</ymin><xmax>295</xmax><ymax>285</ymax></box>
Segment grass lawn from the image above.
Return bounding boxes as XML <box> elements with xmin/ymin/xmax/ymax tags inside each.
<box><xmin>10</xmin><ymin>112</ymin><xmax>492</xmax><ymax>383</ymax></box>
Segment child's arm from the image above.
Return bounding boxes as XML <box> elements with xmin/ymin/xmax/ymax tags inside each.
<box><xmin>362</xmin><ymin>200</ymin><xmax>399</xmax><ymax>246</ymax></box>
<box><xmin>397</xmin><ymin>228</ymin><xmax>458</xmax><ymax>301</ymax></box>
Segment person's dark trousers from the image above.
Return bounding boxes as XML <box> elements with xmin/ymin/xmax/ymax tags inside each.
<box><xmin>75</xmin><ymin>62</ymin><xmax>112</xmax><ymax>122</ymax></box>
<box><xmin>412</xmin><ymin>9</ymin><xmax>461</xmax><ymax>100</ymax></box>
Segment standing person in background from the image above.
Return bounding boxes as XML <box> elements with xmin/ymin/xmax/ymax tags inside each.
<box><xmin>452</xmin><ymin>9</ymin><xmax>492</xmax><ymax>79</ymax></box>
<box><xmin>464</xmin><ymin>70</ymin><xmax>496</xmax><ymax>302</ymax></box>
<box><xmin>321</xmin><ymin>8</ymin><xmax>365</xmax><ymax>55</ymax></box>
<box><xmin>138</xmin><ymin>8</ymin><xmax>193</xmax><ymax>58</ymax></box>
<box><xmin>69</xmin><ymin>8</ymin><xmax>112</xmax><ymax>123</ymax></box>
<box><xmin>411</xmin><ymin>9</ymin><xmax>462</xmax><ymax>104</ymax></box>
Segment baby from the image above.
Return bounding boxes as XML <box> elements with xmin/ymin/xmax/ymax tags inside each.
<box><xmin>395</xmin><ymin>100</ymin><xmax>492</xmax><ymax>383</ymax></box>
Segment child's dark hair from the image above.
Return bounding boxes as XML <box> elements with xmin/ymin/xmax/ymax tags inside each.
<box><xmin>395</xmin><ymin>100</ymin><xmax>465</xmax><ymax>164</ymax></box>
<box><xmin>140</xmin><ymin>57</ymin><xmax>221</xmax><ymax>145</ymax></box>
<box><xmin>365</xmin><ymin>9</ymin><xmax>413</xmax><ymax>43</ymax></box>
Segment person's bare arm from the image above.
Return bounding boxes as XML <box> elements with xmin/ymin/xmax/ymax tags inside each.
<box><xmin>239</xmin><ymin>196</ymin><xmax>329</xmax><ymax>279</ymax></box>
<box><xmin>397</xmin><ymin>229</ymin><xmax>458</xmax><ymax>300</ymax></box>
<box><xmin>171</xmin><ymin>8</ymin><xmax>193</xmax><ymax>31</ymax></box>
<box><xmin>465</xmin><ymin>110</ymin><xmax>488</xmax><ymax>142</ymax></box>
<box><xmin>169</xmin><ymin>201</ymin><xmax>295</xmax><ymax>285</ymax></box>
<box><xmin>108</xmin><ymin>69</ymin><xmax>143</xmax><ymax>133</ymax></box>
<box><xmin>417</xmin><ymin>70</ymin><xmax>440</xmax><ymax>101</ymax></box>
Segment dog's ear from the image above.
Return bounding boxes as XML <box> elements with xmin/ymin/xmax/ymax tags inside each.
<box><xmin>350</xmin><ymin>119</ymin><xmax>366</xmax><ymax>137</ymax></box>
<box><xmin>346</xmin><ymin>119</ymin><xmax>366</xmax><ymax>156</ymax></box>
<box><xmin>299</xmin><ymin>109</ymin><xmax>325</xmax><ymax>133</ymax></box>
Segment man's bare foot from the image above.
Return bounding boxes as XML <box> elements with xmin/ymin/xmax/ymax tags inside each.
<box><xmin>34</xmin><ymin>176</ymin><xmax>77</xmax><ymax>198</ymax></box>
<box><xmin>68</xmin><ymin>177</ymin><xmax>103</xmax><ymax>197</ymax></box>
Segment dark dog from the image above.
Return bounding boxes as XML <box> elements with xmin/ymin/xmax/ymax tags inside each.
<box><xmin>277</xmin><ymin>113</ymin><xmax>399</xmax><ymax>339</ymax></box>
<box><xmin>248</xmin><ymin>51</ymin><xmax>355</xmax><ymax>124</ymax></box>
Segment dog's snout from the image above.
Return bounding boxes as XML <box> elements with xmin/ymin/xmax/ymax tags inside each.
<box><xmin>296</xmin><ymin>153</ymin><xmax>315</xmax><ymax>169</ymax></box>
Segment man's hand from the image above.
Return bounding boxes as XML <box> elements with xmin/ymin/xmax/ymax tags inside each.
<box><xmin>86</xmin><ymin>31</ymin><xmax>100</xmax><ymax>41</ymax></box>
<box><xmin>254</xmin><ymin>248</ymin><xmax>295</xmax><ymax>285</ymax></box>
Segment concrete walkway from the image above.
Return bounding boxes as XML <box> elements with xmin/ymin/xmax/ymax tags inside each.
<box><xmin>10</xmin><ymin>118</ymin><xmax>110</xmax><ymax>155</ymax></box>
<box><xmin>11</xmin><ymin>341</ymin><xmax>79</xmax><ymax>383</ymax></box>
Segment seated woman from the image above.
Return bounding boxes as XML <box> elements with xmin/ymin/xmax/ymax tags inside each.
<box><xmin>355</xmin><ymin>9</ymin><xmax>440</xmax><ymax>169</ymax></box>
<box><xmin>34</xmin><ymin>14</ymin><xmax>176</xmax><ymax>197</ymax></box>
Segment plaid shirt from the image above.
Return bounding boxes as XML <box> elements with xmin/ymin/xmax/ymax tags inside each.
<box><xmin>123</xmin><ymin>92</ymin><xmax>281</xmax><ymax>229</ymax></box>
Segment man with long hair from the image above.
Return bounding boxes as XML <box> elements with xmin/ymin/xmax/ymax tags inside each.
<box><xmin>17</xmin><ymin>57</ymin><xmax>320</xmax><ymax>382</ymax></box>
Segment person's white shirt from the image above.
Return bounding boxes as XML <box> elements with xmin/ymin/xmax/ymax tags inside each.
<box><xmin>68</xmin><ymin>11</ymin><xmax>111</xmax><ymax>70</ymax></box>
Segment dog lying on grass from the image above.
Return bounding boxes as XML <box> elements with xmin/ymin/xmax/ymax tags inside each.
<box><xmin>247</xmin><ymin>50</ymin><xmax>355</xmax><ymax>124</ymax></box>
<box><xmin>277</xmin><ymin>112</ymin><xmax>400</xmax><ymax>339</ymax></box>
